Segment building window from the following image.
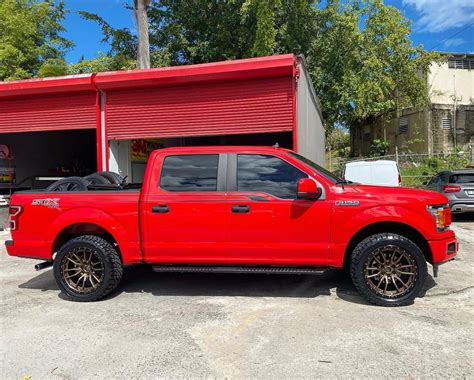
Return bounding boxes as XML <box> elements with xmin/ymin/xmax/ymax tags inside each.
<box><xmin>399</xmin><ymin>116</ymin><xmax>409</xmax><ymax>134</ymax></box>
<box><xmin>442</xmin><ymin>117</ymin><xmax>451</xmax><ymax>130</ymax></box>
<box><xmin>447</xmin><ymin>58</ymin><xmax>474</xmax><ymax>70</ymax></box>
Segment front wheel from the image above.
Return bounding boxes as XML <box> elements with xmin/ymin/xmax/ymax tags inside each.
<box><xmin>350</xmin><ymin>233</ymin><xmax>427</xmax><ymax>307</ymax></box>
<box><xmin>54</xmin><ymin>235</ymin><xmax>123</xmax><ymax>302</ymax></box>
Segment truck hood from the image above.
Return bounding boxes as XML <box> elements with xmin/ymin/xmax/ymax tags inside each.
<box><xmin>338</xmin><ymin>184</ymin><xmax>448</xmax><ymax>205</ymax></box>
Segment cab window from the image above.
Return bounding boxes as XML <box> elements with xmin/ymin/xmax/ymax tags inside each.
<box><xmin>160</xmin><ymin>154</ymin><xmax>219</xmax><ymax>192</ymax></box>
<box><xmin>237</xmin><ymin>154</ymin><xmax>307</xmax><ymax>199</ymax></box>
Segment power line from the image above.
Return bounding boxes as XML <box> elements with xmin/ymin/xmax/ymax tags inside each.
<box><xmin>428</xmin><ymin>22</ymin><xmax>473</xmax><ymax>51</ymax></box>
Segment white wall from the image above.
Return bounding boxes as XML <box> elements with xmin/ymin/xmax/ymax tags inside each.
<box><xmin>109</xmin><ymin>140</ymin><xmax>131</xmax><ymax>179</ymax></box>
<box><xmin>429</xmin><ymin>61</ymin><xmax>474</xmax><ymax>105</ymax></box>
<box><xmin>296</xmin><ymin>56</ymin><xmax>325</xmax><ymax>166</ymax></box>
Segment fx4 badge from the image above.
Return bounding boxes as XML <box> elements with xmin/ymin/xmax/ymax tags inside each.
<box><xmin>32</xmin><ymin>198</ymin><xmax>60</xmax><ymax>208</ymax></box>
<box><xmin>335</xmin><ymin>200</ymin><xmax>360</xmax><ymax>207</ymax></box>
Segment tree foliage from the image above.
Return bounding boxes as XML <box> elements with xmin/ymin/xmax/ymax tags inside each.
<box><xmin>0</xmin><ymin>0</ymin><xmax>72</xmax><ymax>80</ymax></box>
<box><xmin>73</xmin><ymin>0</ymin><xmax>435</xmax><ymax>131</ymax></box>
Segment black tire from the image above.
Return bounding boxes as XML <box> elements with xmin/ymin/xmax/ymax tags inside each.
<box><xmin>84</xmin><ymin>173</ymin><xmax>110</xmax><ymax>185</ymax></box>
<box><xmin>95</xmin><ymin>171</ymin><xmax>124</xmax><ymax>185</ymax></box>
<box><xmin>350</xmin><ymin>233</ymin><xmax>427</xmax><ymax>307</ymax></box>
<box><xmin>54</xmin><ymin>235</ymin><xmax>123</xmax><ymax>302</ymax></box>
<box><xmin>46</xmin><ymin>176</ymin><xmax>89</xmax><ymax>192</ymax></box>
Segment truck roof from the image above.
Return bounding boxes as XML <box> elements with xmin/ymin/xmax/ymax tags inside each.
<box><xmin>152</xmin><ymin>146</ymin><xmax>291</xmax><ymax>154</ymax></box>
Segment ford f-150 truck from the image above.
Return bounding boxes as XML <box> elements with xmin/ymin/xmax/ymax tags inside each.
<box><xmin>6</xmin><ymin>146</ymin><xmax>458</xmax><ymax>306</ymax></box>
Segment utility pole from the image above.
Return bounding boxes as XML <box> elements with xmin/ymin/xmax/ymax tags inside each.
<box><xmin>451</xmin><ymin>74</ymin><xmax>463</xmax><ymax>151</ymax></box>
<box><xmin>134</xmin><ymin>0</ymin><xmax>152</xmax><ymax>69</ymax></box>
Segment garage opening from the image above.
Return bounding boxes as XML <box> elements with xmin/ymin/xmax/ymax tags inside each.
<box><xmin>110</xmin><ymin>131</ymin><xmax>293</xmax><ymax>183</ymax></box>
<box><xmin>0</xmin><ymin>129</ymin><xmax>97</xmax><ymax>192</ymax></box>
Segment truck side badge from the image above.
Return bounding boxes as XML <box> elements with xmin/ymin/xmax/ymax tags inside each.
<box><xmin>335</xmin><ymin>200</ymin><xmax>360</xmax><ymax>207</ymax></box>
<box><xmin>32</xmin><ymin>198</ymin><xmax>60</xmax><ymax>208</ymax></box>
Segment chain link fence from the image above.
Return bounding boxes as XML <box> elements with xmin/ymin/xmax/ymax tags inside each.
<box><xmin>329</xmin><ymin>147</ymin><xmax>473</xmax><ymax>188</ymax></box>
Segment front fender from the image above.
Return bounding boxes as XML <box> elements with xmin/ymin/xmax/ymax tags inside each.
<box><xmin>341</xmin><ymin>205</ymin><xmax>434</xmax><ymax>243</ymax></box>
<box><xmin>329</xmin><ymin>205</ymin><xmax>435</xmax><ymax>267</ymax></box>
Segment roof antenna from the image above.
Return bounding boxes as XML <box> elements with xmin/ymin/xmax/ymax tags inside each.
<box><xmin>272</xmin><ymin>142</ymin><xmax>279</xmax><ymax>148</ymax></box>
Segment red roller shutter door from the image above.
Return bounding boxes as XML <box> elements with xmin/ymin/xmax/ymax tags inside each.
<box><xmin>106</xmin><ymin>77</ymin><xmax>294</xmax><ymax>140</ymax></box>
<box><xmin>0</xmin><ymin>93</ymin><xmax>97</xmax><ymax>134</ymax></box>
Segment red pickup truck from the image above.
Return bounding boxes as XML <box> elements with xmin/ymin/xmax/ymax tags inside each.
<box><xmin>6</xmin><ymin>146</ymin><xmax>458</xmax><ymax>306</ymax></box>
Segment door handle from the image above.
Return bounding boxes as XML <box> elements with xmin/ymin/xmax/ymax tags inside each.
<box><xmin>232</xmin><ymin>205</ymin><xmax>250</xmax><ymax>213</ymax></box>
<box><xmin>152</xmin><ymin>205</ymin><xmax>169</xmax><ymax>213</ymax></box>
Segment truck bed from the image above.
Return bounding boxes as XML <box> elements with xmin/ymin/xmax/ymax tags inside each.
<box><xmin>8</xmin><ymin>190</ymin><xmax>141</xmax><ymax>264</ymax></box>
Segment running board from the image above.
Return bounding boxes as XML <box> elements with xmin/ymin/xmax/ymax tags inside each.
<box><xmin>152</xmin><ymin>265</ymin><xmax>328</xmax><ymax>275</ymax></box>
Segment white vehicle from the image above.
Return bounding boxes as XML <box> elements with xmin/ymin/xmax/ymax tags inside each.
<box><xmin>344</xmin><ymin>160</ymin><xmax>401</xmax><ymax>187</ymax></box>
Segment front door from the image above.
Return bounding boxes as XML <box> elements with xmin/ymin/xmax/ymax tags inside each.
<box><xmin>225</xmin><ymin>153</ymin><xmax>331</xmax><ymax>265</ymax></box>
<box><xmin>141</xmin><ymin>153</ymin><xmax>229</xmax><ymax>263</ymax></box>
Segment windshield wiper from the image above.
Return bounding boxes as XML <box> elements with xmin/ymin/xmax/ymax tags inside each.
<box><xmin>335</xmin><ymin>179</ymin><xmax>356</xmax><ymax>189</ymax></box>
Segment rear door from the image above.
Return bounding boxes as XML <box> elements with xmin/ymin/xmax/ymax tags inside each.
<box><xmin>141</xmin><ymin>153</ymin><xmax>229</xmax><ymax>263</ymax></box>
<box><xmin>225</xmin><ymin>153</ymin><xmax>331</xmax><ymax>265</ymax></box>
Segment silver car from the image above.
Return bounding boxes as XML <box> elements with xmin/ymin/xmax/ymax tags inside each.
<box><xmin>426</xmin><ymin>170</ymin><xmax>474</xmax><ymax>213</ymax></box>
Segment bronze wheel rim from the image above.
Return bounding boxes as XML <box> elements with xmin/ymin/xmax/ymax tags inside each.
<box><xmin>61</xmin><ymin>247</ymin><xmax>104</xmax><ymax>294</ymax></box>
<box><xmin>364</xmin><ymin>245</ymin><xmax>418</xmax><ymax>298</ymax></box>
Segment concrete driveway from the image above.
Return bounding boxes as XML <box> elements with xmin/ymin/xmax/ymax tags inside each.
<box><xmin>1</xmin><ymin>219</ymin><xmax>473</xmax><ymax>378</ymax></box>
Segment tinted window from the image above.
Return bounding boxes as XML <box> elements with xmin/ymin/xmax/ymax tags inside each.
<box><xmin>449</xmin><ymin>174</ymin><xmax>474</xmax><ymax>184</ymax></box>
<box><xmin>237</xmin><ymin>154</ymin><xmax>307</xmax><ymax>199</ymax></box>
<box><xmin>160</xmin><ymin>155</ymin><xmax>218</xmax><ymax>192</ymax></box>
<box><xmin>288</xmin><ymin>152</ymin><xmax>342</xmax><ymax>183</ymax></box>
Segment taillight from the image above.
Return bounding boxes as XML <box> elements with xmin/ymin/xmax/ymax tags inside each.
<box><xmin>9</xmin><ymin>205</ymin><xmax>22</xmax><ymax>231</ymax></box>
<box><xmin>398</xmin><ymin>174</ymin><xmax>402</xmax><ymax>185</ymax></box>
<box><xmin>443</xmin><ymin>184</ymin><xmax>461</xmax><ymax>193</ymax></box>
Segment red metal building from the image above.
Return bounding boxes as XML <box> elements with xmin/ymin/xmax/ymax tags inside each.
<box><xmin>0</xmin><ymin>54</ymin><xmax>324</xmax><ymax>186</ymax></box>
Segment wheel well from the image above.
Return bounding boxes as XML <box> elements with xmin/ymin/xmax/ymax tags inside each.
<box><xmin>343</xmin><ymin>222</ymin><xmax>432</xmax><ymax>269</ymax></box>
<box><xmin>52</xmin><ymin>223</ymin><xmax>121</xmax><ymax>257</ymax></box>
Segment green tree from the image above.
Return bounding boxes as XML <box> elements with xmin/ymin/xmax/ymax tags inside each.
<box><xmin>0</xmin><ymin>0</ymin><xmax>72</xmax><ymax>80</ymax></box>
<box><xmin>308</xmin><ymin>0</ymin><xmax>437</xmax><ymax>128</ymax></box>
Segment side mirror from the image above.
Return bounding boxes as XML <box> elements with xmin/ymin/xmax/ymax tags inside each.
<box><xmin>297</xmin><ymin>178</ymin><xmax>322</xmax><ymax>200</ymax></box>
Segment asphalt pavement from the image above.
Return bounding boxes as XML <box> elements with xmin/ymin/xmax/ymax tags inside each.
<box><xmin>1</xmin><ymin>218</ymin><xmax>473</xmax><ymax>378</ymax></box>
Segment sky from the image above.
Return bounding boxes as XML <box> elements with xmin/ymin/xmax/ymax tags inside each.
<box><xmin>63</xmin><ymin>0</ymin><xmax>474</xmax><ymax>64</ymax></box>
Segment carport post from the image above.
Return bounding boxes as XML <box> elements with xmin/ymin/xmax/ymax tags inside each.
<box><xmin>96</xmin><ymin>91</ymin><xmax>109</xmax><ymax>171</ymax></box>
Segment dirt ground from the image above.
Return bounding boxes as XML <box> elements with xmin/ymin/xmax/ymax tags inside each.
<box><xmin>1</xmin><ymin>217</ymin><xmax>473</xmax><ymax>378</ymax></box>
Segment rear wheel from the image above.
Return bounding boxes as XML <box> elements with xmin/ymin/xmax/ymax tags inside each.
<box><xmin>350</xmin><ymin>233</ymin><xmax>427</xmax><ymax>307</ymax></box>
<box><xmin>54</xmin><ymin>235</ymin><xmax>123</xmax><ymax>302</ymax></box>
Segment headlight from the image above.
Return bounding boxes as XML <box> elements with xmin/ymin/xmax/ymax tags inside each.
<box><xmin>427</xmin><ymin>204</ymin><xmax>451</xmax><ymax>231</ymax></box>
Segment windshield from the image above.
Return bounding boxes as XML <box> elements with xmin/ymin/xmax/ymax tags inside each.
<box><xmin>289</xmin><ymin>152</ymin><xmax>342</xmax><ymax>183</ymax></box>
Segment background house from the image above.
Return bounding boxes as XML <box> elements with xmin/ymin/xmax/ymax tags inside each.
<box><xmin>351</xmin><ymin>53</ymin><xmax>474</xmax><ymax>157</ymax></box>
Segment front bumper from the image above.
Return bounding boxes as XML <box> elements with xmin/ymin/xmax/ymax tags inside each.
<box><xmin>428</xmin><ymin>232</ymin><xmax>458</xmax><ymax>265</ymax></box>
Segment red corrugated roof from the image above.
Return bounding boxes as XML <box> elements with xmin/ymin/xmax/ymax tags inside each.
<box><xmin>0</xmin><ymin>54</ymin><xmax>296</xmax><ymax>98</ymax></box>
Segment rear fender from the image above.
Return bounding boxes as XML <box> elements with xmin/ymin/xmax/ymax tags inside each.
<box><xmin>48</xmin><ymin>207</ymin><xmax>140</xmax><ymax>265</ymax></box>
